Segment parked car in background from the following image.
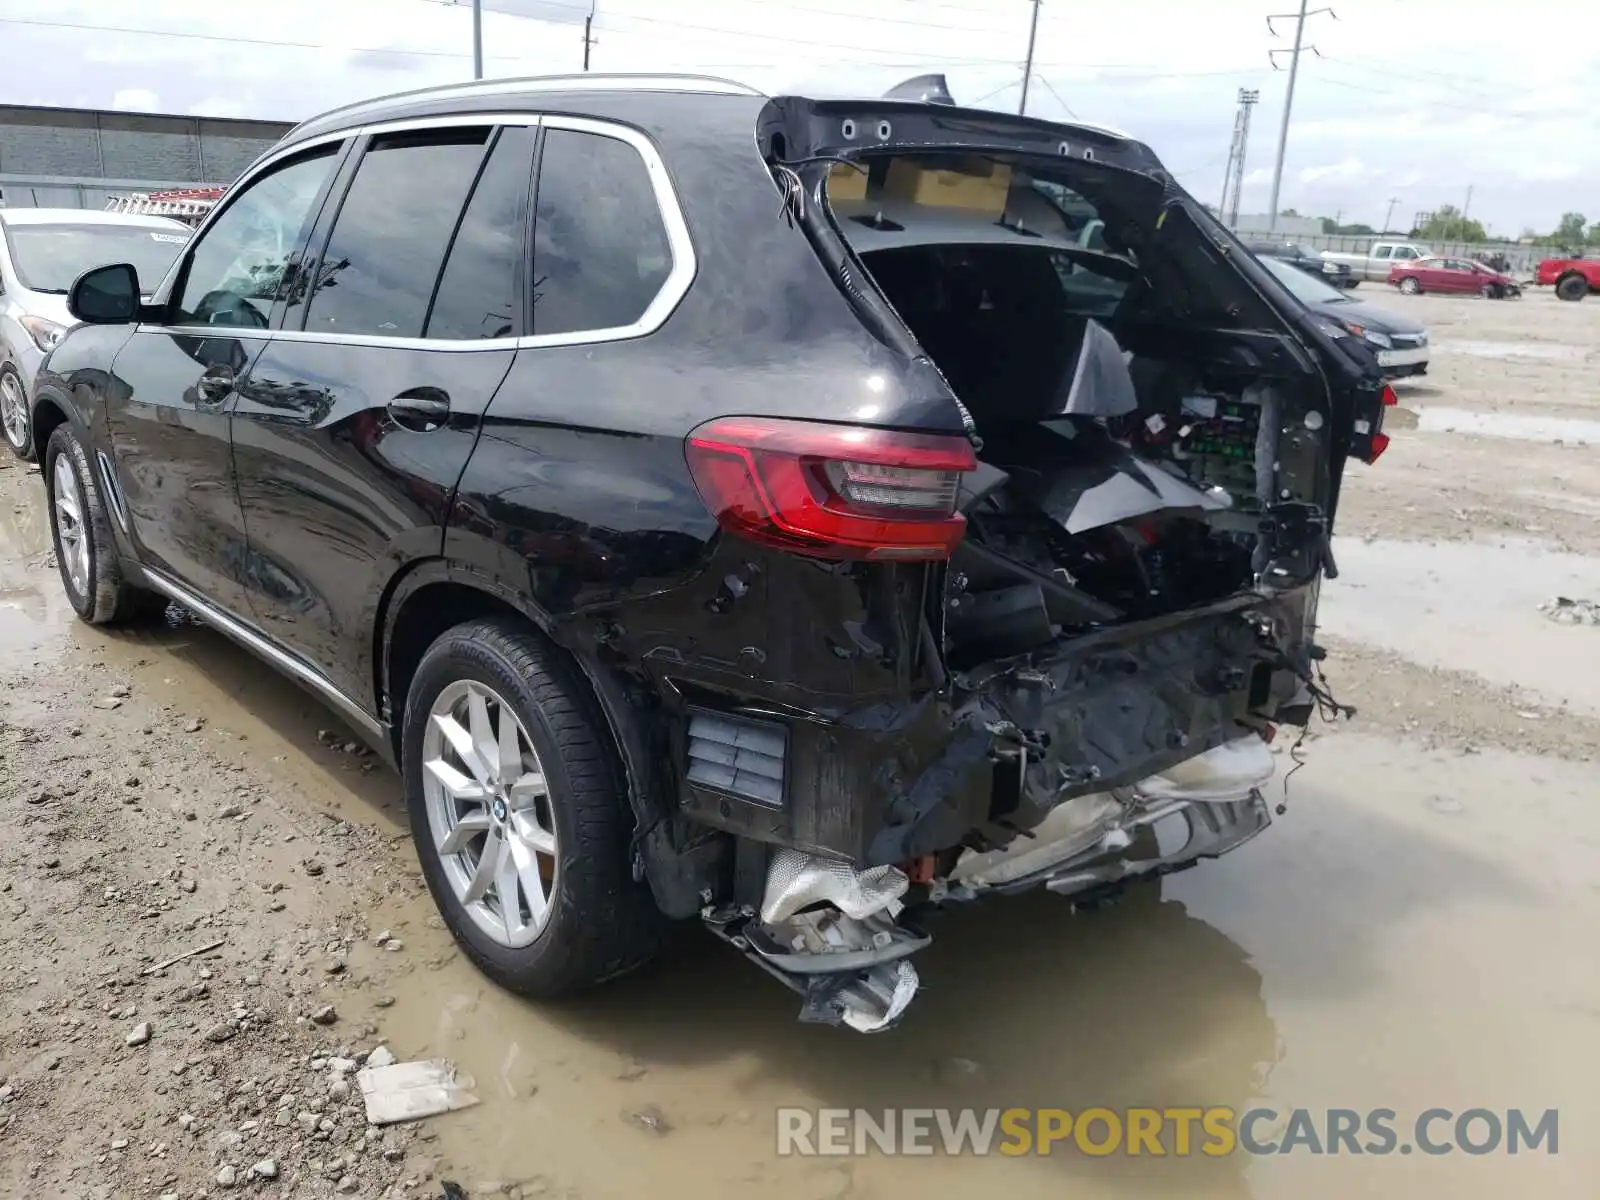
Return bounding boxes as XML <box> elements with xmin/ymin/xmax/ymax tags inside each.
<box><xmin>1321</xmin><ymin>240</ymin><xmax>1432</xmax><ymax>282</ymax></box>
<box><xmin>1256</xmin><ymin>254</ymin><xmax>1429</xmax><ymax>379</ymax></box>
<box><xmin>1388</xmin><ymin>255</ymin><xmax>1519</xmax><ymax>298</ymax></box>
<box><xmin>1</xmin><ymin>209</ymin><xmax>191</xmax><ymax>458</ymax></box>
<box><xmin>1247</xmin><ymin>241</ymin><xmax>1357</xmax><ymax>289</ymax></box>
<box><xmin>1535</xmin><ymin>255</ymin><xmax>1600</xmax><ymax>301</ymax></box>
<box><xmin>28</xmin><ymin>74</ymin><xmax>1387</xmax><ymax>1033</ymax></box>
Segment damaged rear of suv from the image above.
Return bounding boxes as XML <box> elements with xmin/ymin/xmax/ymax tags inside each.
<box><xmin>38</xmin><ymin>74</ymin><xmax>1387</xmax><ymax>1035</ymax></box>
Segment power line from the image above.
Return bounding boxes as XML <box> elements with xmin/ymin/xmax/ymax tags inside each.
<box><xmin>1029</xmin><ymin>74</ymin><xmax>1079</xmax><ymax>119</ymax></box>
<box><xmin>0</xmin><ymin>14</ymin><xmax>488</xmax><ymax>58</ymax></box>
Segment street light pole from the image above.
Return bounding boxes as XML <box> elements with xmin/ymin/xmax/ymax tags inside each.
<box><xmin>472</xmin><ymin>0</ymin><xmax>483</xmax><ymax>80</ymax></box>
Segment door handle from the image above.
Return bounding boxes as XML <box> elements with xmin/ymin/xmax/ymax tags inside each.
<box><xmin>387</xmin><ymin>388</ymin><xmax>451</xmax><ymax>433</ymax></box>
<box><xmin>196</xmin><ymin>366</ymin><xmax>235</xmax><ymax>405</ymax></box>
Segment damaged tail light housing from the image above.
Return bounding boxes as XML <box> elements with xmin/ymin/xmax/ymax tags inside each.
<box><xmin>685</xmin><ymin>416</ymin><xmax>976</xmax><ymax>560</ymax></box>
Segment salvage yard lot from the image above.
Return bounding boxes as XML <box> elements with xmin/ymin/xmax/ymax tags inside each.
<box><xmin>2</xmin><ymin>287</ymin><xmax>1598</xmax><ymax>1199</ymax></box>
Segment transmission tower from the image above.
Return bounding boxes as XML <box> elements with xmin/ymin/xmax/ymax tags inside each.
<box><xmin>1218</xmin><ymin>88</ymin><xmax>1260</xmax><ymax>229</ymax></box>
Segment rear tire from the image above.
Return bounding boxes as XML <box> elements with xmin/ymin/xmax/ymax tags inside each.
<box><xmin>1398</xmin><ymin>276</ymin><xmax>1421</xmax><ymax>295</ymax></box>
<box><xmin>1</xmin><ymin>367</ymin><xmax>32</xmax><ymax>461</ymax></box>
<box><xmin>44</xmin><ymin>425</ymin><xmax>168</xmax><ymax>626</ymax></box>
<box><xmin>402</xmin><ymin>617</ymin><xmax>664</xmax><ymax>998</ymax></box>
<box><xmin>1556</xmin><ymin>274</ymin><xmax>1588</xmax><ymax>302</ymax></box>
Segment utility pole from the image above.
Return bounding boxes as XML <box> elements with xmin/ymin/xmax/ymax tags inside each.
<box><xmin>582</xmin><ymin>1</ymin><xmax>597</xmax><ymax>70</ymax></box>
<box><xmin>1383</xmin><ymin>196</ymin><xmax>1399</xmax><ymax>233</ymax></box>
<box><xmin>1265</xmin><ymin>1</ymin><xmax>1335</xmax><ymax>234</ymax></box>
<box><xmin>471</xmin><ymin>0</ymin><xmax>483</xmax><ymax>80</ymax></box>
<box><xmin>1019</xmin><ymin>0</ymin><xmax>1042</xmax><ymax>115</ymax></box>
<box><xmin>1219</xmin><ymin>88</ymin><xmax>1259</xmax><ymax>229</ymax></box>
<box><xmin>1462</xmin><ymin>183</ymin><xmax>1473</xmax><ymax>221</ymax></box>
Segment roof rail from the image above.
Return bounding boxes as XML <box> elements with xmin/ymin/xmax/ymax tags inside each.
<box><xmin>291</xmin><ymin>73</ymin><xmax>762</xmax><ymax>135</ymax></box>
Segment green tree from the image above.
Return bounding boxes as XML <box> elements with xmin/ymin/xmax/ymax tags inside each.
<box><xmin>1417</xmin><ymin>204</ymin><xmax>1487</xmax><ymax>243</ymax></box>
<box><xmin>1279</xmin><ymin>208</ymin><xmax>1300</xmax><ymax>217</ymax></box>
<box><xmin>1555</xmin><ymin>212</ymin><xmax>1587</xmax><ymax>246</ymax></box>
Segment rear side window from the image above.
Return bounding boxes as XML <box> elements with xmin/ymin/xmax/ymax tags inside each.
<box><xmin>1373</xmin><ymin>246</ymin><xmax>1392</xmax><ymax>259</ymax></box>
<box><xmin>302</xmin><ymin>129</ymin><xmax>489</xmax><ymax>339</ymax></box>
<box><xmin>531</xmin><ymin>127</ymin><xmax>672</xmax><ymax>336</ymax></box>
<box><xmin>425</xmin><ymin>126</ymin><xmax>535</xmax><ymax>341</ymax></box>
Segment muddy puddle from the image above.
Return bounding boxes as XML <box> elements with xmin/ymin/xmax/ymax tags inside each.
<box><xmin>0</xmin><ymin>467</ymin><xmax>74</xmax><ymax>674</ymax></box>
<box><xmin>1415</xmin><ymin>407</ymin><xmax>1600</xmax><ymax>445</ymax></box>
<box><xmin>1321</xmin><ymin>537</ymin><xmax>1600</xmax><ymax>715</ymax></box>
<box><xmin>355</xmin><ymin>734</ymin><xmax>1598</xmax><ymax>1200</ymax></box>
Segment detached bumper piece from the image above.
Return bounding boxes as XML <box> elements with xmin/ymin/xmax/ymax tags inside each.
<box><xmin>708</xmin><ymin>734</ymin><xmax>1276</xmax><ymax>1033</ymax></box>
<box><xmin>704</xmin><ymin>849</ymin><xmax>928</xmax><ymax>1034</ymax></box>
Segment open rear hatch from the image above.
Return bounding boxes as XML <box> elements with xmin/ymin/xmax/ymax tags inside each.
<box><xmin>704</xmin><ymin>93</ymin><xmax>1383</xmax><ymax>1031</ymax></box>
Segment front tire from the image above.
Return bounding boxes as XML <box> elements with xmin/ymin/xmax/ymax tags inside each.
<box><xmin>1556</xmin><ymin>274</ymin><xmax>1588</xmax><ymax>302</ymax></box>
<box><xmin>402</xmin><ymin>617</ymin><xmax>664</xmax><ymax>998</ymax></box>
<box><xmin>45</xmin><ymin>425</ymin><xmax>167</xmax><ymax>625</ymax></box>
<box><xmin>1398</xmin><ymin>276</ymin><xmax>1421</xmax><ymax>295</ymax></box>
<box><xmin>1</xmin><ymin>368</ymin><xmax>32</xmax><ymax>461</ymax></box>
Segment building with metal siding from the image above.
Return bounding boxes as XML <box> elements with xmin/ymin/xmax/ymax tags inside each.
<box><xmin>0</xmin><ymin>104</ymin><xmax>292</xmax><ymax>211</ymax></box>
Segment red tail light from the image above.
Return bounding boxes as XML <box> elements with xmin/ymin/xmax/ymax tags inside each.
<box><xmin>1381</xmin><ymin>384</ymin><xmax>1398</xmax><ymax>406</ymax></box>
<box><xmin>1368</xmin><ymin>432</ymin><xmax>1391</xmax><ymax>462</ymax></box>
<box><xmin>685</xmin><ymin>416</ymin><xmax>976</xmax><ymax>561</ymax></box>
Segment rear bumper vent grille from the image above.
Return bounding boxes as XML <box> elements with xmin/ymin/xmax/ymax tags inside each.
<box><xmin>686</xmin><ymin>710</ymin><xmax>787</xmax><ymax>808</ymax></box>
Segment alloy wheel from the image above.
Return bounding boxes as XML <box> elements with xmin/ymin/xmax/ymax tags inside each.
<box><xmin>421</xmin><ymin>679</ymin><xmax>559</xmax><ymax>949</ymax></box>
<box><xmin>1</xmin><ymin>373</ymin><xmax>27</xmax><ymax>451</ymax></box>
<box><xmin>52</xmin><ymin>455</ymin><xmax>90</xmax><ymax>596</ymax></box>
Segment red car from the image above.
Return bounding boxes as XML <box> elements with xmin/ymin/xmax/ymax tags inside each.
<box><xmin>1389</xmin><ymin>256</ymin><xmax>1520</xmax><ymax>298</ymax></box>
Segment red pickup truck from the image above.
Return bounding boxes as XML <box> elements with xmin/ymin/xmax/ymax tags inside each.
<box><xmin>1536</xmin><ymin>256</ymin><xmax>1600</xmax><ymax>301</ymax></box>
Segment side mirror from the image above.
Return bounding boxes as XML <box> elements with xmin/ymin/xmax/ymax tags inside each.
<box><xmin>69</xmin><ymin>262</ymin><xmax>141</xmax><ymax>324</ymax></box>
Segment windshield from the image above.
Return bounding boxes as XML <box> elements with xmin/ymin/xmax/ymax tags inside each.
<box><xmin>5</xmin><ymin>223</ymin><xmax>190</xmax><ymax>294</ymax></box>
<box><xmin>1255</xmin><ymin>252</ymin><xmax>1347</xmax><ymax>304</ymax></box>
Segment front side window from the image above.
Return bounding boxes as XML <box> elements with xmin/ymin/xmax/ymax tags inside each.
<box><xmin>303</xmin><ymin>129</ymin><xmax>491</xmax><ymax>339</ymax></box>
<box><xmin>531</xmin><ymin>127</ymin><xmax>673</xmax><ymax>336</ymax></box>
<box><xmin>1391</xmin><ymin>246</ymin><xmax>1418</xmax><ymax>261</ymax></box>
<box><xmin>5</xmin><ymin>223</ymin><xmax>189</xmax><ymax>295</ymax></box>
<box><xmin>1373</xmin><ymin>246</ymin><xmax>1393</xmax><ymax>259</ymax></box>
<box><xmin>174</xmin><ymin>146</ymin><xmax>338</xmax><ymax>328</ymax></box>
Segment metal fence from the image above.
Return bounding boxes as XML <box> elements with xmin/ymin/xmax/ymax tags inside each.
<box><xmin>0</xmin><ymin>104</ymin><xmax>290</xmax><ymax>212</ymax></box>
<box><xmin>1234</xmin><ymin>227</ymin><xmax>1552</xmax><ymax>276</ymax></box>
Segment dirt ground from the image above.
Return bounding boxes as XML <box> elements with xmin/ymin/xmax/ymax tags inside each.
<box><xmin>2</xmin><ymin>287</ymin><xmax>1598</xmax><ymax>1200</ymax></box>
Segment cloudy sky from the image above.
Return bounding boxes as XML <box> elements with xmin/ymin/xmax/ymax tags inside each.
<box><xmin>1</xmin><ymin>0</ymin><xmax>1593</xmax><ymax>234</ymax></box>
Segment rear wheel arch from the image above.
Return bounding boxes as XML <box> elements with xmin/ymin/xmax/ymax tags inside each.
<box><xmin>377</xmin><ymin>563</ymin><xmax>661</xmax><ymax>834</ymax></box>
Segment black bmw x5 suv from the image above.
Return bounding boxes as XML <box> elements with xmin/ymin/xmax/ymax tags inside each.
<box><xmin>32</xmin><ymin>74</ymin><xmax>1386</xmax><ymax>1032</ymax></box>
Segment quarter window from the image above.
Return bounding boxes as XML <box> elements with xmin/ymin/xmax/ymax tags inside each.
<box><xmin>531</xmin><ymin>127</ymin><xmax>673</xmax><ymax>336</ymax></box>
<box><xmin>302</xmin><ymin>129</ymin><xmax>490</xmax><ymax>339</ymax></box>
<box><xmin>174</xmin><ymin>146</ymin><xmax>338</xmax><ymax>328</ymax></box>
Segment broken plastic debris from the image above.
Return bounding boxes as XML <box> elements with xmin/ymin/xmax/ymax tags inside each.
<box><xmin>356</xmin><ymin>1059</ymin><xmax>479</xmax><ymax>1126</ymax></box>
<box><xmin>1538</xmin><ymin>596</ymin><xmax>1600</xmax><ymax>626</ymax></box>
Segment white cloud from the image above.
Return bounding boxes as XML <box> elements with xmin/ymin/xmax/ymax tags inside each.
<box><xmin>1298</xmin><ymin>157</ymin><xmax>1371</xmax><ymax>185</ymax></box>
<box><xmin>190</xmin><ymin>97</ymin><xmax>248</xmax><ymax>119</ymax></box>
<box><xmin>110</xmin><ymin>88</ymin><xmax>161</xmax><ymax>112</ymax></box>
<box><xmin>4</xmin><ymin>0</ymin><xmax>1596</xmax><ymax>233</ymax></box>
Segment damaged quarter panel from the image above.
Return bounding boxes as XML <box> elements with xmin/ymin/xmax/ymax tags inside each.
<box><xmin>443</xmin><ymin>93</ymin><xmax>962</xmax><ymax>860</ymax></box>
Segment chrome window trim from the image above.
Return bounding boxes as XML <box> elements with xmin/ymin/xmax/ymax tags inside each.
<box><xmin>145</xmin><ymin>113</ymin><xmax>696</xmax><ymax>352</ymax></box>
<box><xmin>523</xmin><ymin>114</ymin><xmax>697</xmax><ymax>349</ymax></box>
